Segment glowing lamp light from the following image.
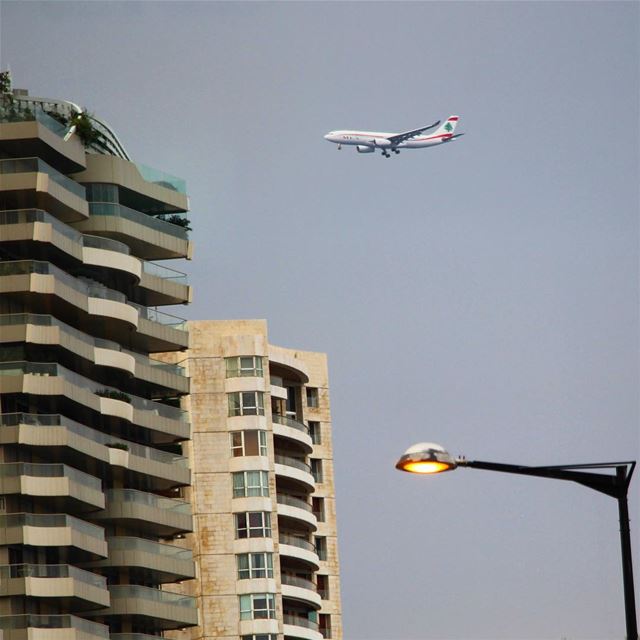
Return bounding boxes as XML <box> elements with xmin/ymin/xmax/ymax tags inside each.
<box><xmin>395</xmin><ymin>442</ymin><xmax>457</xmax><ymax>474</ymax></box>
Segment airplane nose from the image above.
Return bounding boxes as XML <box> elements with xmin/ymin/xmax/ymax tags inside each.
<box><xmin>324</xmin><ymin>134</ymin><xmax>331</xmax><ymax>140</ymax></box>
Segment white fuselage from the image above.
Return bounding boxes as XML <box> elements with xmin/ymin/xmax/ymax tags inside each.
<box><xmin>323</xmin><ymin>130</ymin><xmax>454</xmax><ymax>149</ymax></box>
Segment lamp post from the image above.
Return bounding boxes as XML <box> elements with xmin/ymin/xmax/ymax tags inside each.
<box><xmin>395</xmin><ymin>442</ymin><xmax>638</xmax><ymax>640</ymax></box>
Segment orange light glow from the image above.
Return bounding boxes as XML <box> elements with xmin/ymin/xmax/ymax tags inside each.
<box><xmin>401</xmin><ymin>461</ymin><xmax>452</xmax><ymax>474</ymax></box>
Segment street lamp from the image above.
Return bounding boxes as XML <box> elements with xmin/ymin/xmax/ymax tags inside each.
<box><xmin>396</xmin><ymin>443</ymin><xmax>638</xmax><ymax>640</ymax></box>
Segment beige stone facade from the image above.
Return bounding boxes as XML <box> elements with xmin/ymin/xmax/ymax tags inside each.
<box><xmin>167</xmin><ymin>319</ymin><xmax>342</xmax><ymax>640</ymax></box>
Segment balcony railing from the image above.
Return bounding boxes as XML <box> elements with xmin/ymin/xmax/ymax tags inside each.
<box><xmin>109</xmin><ymin>584</ymin><xmax>196</xmax><ymax>608</ymax></box>
<box><xmin>0</xmin><ymin>462</ymin><xmax>102</xmax><ymax>492</ymax></box>
<box><xmin>0</xmin><ymin>102</ymin><xmax>69</xmax><ymax>136</ymax></box>
<box><xmin>142</xmin><ymin>261</ymin><xmax>187</xmax><ymax>283</ymax></box>
<box><xmin>281</xmin><ymin>573</ymin><xmax>317</xmax><ymax>592</ymax></box>
<box><xmin>0</xmin><ymin>412</ymin><xmax>189</xmax><ymax>467</ymax></box>
<box><xmin>0</xmin><ymin>208</ymin><xmax>77</xmax><ymax>241</ymax></box>
<box><xmin>275</xmin><ymin>455</ymin><xmax>311</xmax><ymax>474</ymax></box>
<box><xmin>134</xmin><ymin>162</ymin><xmax>187</xmax><ymax>194</ymax></box>
<box><xmin>89</xmin><ymin>202</ymin><xmax>189</xmax><ymax>240</ymax></box>
<box><xmin>105</xmin><ymin>488</ymin><xmax>191</xmax><ymax>515</ymax></box>
<box><xmin>0</xmin><ymin>361</ymin><xmax>188</xmax><ymax>423</ymax></box>
<box><xmin>82</xmin><ymin>233</ymin><xmax>131</xmax><ymax>255</ymax></box>
<box><xmin>272</xmin><ymin>414</ymin><xmax>309</xmax><ymax>434</ymax></box>
<box><xmin>283</xmin><ymin>614</ymin><xmax>319</xmax><ymax>631</ymax></box>
<box><xmin>277</xmin><ymin>494</ymin><xmax>312</xmax><ymax>512</ymax></box>
<box><xmin>279</xmin><ymin>534</ymin><xmax>315</xmax><ymax>552</ymax></box>
<box><xmin>0</xmin><ymin>156</ymin><xmax>86</xmax><ymax>198</ymax></box>
<box><xmin>107</xmin><ymin>536</ymin><xmax>193</xmax><ymax>561</ymax></box>
<box><xmin>0</xmin><ymin>563</ymin><xmax>107</xmax><ymax>589</ymax></box>
<box><xmin>0</xmin><ymin>614</ymin><xmax>109</xmax><ymax>636</ymax></box>
<box><xmin>0</xmin><ymin>513</ymin><xmax>105</xmax><ymax>540</ymax></box>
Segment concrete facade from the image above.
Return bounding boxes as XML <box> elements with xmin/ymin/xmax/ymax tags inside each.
<box><xmin>166</xmin><ymin>320</ymin><xmax>342</xmax><ymax>640</ymax></box>
<box><xmin>0</xmin><ymin>83</ymin><xmax>194</xmax><ymax>638</ymax></box>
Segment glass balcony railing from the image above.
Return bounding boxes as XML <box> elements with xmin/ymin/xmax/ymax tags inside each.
<box><xmin>0</xmin><ymin>462</ymin><xmax>102</xmax><ymax>492</ymax></box>
<box><xmin>89</xmin><ymin>202</ymin><xmax>189</xmax><ymax>240</ymax></box>
<box><xmin>281</xmin><ymin>574</ymin><xmax>317</xmax><ymax>592</ymax></box>
<box><xmin>0</xmin><ymin>513</ymin><xmax>105</xmax><ymax>540</ymax></box>
<box><xmin>0</xmin><ymin>614</ymin><xmax>109</xmax><ymax>637</ymax></box>
<box><xmin>0</xmin><ymin>313</ymin><xmax>187</xmax><ymax>378</ymax></box>
<box><xmin>279</xmin><ymin>534</ymin><xmax>316</xmax><ymax>552</ymax></box>
<box><xmin>0</xmin><ymin>413</ymin><xmax>189</xmax><ymax>467</ymax></box>
<box><xmin>0</xmin><ymin>362</ymin><xmax>188</xmax><ymax>423</ymax></box>
<box><xmin>0</xmin><ymin>102</ymin><xmax>69</xmax><ymax>136</ymax></box>
<box><xmin>134</xmin><ymin>162</ymin><xmax>187</xmax><ymax>195</ymax></box>
<box><xmin>0</xmin><ymin>157</ymin><xmax>86</xmax><ymax>198</ymax></box>
<box><xmin>105</xmin><ymin>488</ymin><xmax>192</xmax><ymax>515</ymax></box>
<box><xmin>107</xmin><ymin>536</ymin><xmax>193</xmax><ymax>561</ymax></box>
<box><xmin>272</xmin><ymin>413</ymin><xmax>309</xmax><ymax>434</ymax></box>
<box><xmin>142</xmin><ymin>260</ymin><xmax>187</xmax><ymax>283</ymax></box>
<box><xmin>130</xmin><ymin>302</ymin><xmax>187</xmax><ymax>330</ymax></box>
<box><xmin>111</xmin><ymin>635</ymin><xmax>167</xmax><ymax>640</ymax></box>
<box><xmin>277</xmin><ymin>494</ymin><xmax>312</xmax><ymax>512</ymax></box>
<box><xmin>275</xmin><ymin>455</ymin><xmax>311</xmax><ymax>474</ymax></box>
<box><xmin>0</xmin><ymin>210</ymin><xmax>134</xmax><ymax>258</ymax></box>
<box><xmin>0</xmin><ymin>260</ymin><xmax>127</xmax><ymax>303</ymax></box>
<box><xmin>109</xmin><ymin>584</ymin><xmax>196</xmax><ymax>608</ymax></box>
<box><xmin>283</xmin><ymin>614</ymin><xmax>319</xmax><ymax>631</ymax></box>
<box><xmin>0</xmin><ymin>564</ymin><xmax>107</xmax><ymax>589</ymax></box>
<box><xmin>82</xmin><ymin>233</ymin><xmax>131</xmax><ymax>255</ymax></box>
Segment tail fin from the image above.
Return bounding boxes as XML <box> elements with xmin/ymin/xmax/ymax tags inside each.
<box><xmin>433</xmin><ymin>115</ymin><xmax>459</xmax><ymax>136</ymax></box>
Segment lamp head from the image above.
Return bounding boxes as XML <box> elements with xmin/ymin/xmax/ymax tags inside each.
<box><xmin>395</xmin><ymin>442</ymin><xmax>458</xmax><ymax>474</ymax></box>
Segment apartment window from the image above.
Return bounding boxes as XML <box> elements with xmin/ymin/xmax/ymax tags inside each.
<box><xmin>308</xmin><ymin>421</ymin><xmax>321</xmax><ymax>444</ymax></box>
<box><xmin>233</xmin><ymin>471</ymin><xmax>270</xmax><ymax>498</ymax></box>
<box><xmin>312</xmin><ymin>497</ymin><xmax>325</xmax><ymax>522</ymax></box>
<box><xmin>310</xmin><ymin>459</ymin><xmax>323</xmax><ymax>483</ymax></box>
<box><xmin>237</xmin><ymin>552</ymin><xmax>274</xmax><ymax>580</ymax></box>
<box><xmin>239</xmin><ymin>593</ymin><xmax>276</xmax><ymax>620</ymax></box>
<box><xmin>317</xmin><ymin>574</ymin><xmax>329</xmax><ymax>600</ymax></box>
<box><xmin>226</xmin><ymin>356</ymin><xmax>264</xmax><ymax>378</ymax></box>
<box><xmin>230</xmin><ymin>430</ymin><xmax>268</xmax><ymax>457</ymax></box>
<box><xmin>228</xmin><ymin>391</ymin><xmax>265</xmax><ymax>416</ymax></box>
<box><xmin>315</xmin><ymin>535</ymin><xmax>327</xmax><ymax>561</ymax></box>
<box><xmin>306</xmin><ymin>387</ymin><xmax>319</xmax><ymax>408</ymax></box>
<box><xmin>235</xmin><ymin>512</ymin><xmax>272</xmax><ymax>539</ymax></box>
<box><xmin>242</xmin><ymin>636</ymin><xmax>278</xmax><ymax>640</ymax></box>
<box><xmin>319</xmin><ymin>613</ymin><xmax>332</xmax><ymax>639</ymax></box>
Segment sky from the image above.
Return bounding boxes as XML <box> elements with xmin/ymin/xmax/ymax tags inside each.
<box><xmin>1</xmin><ymin>1</ymin><xmax>639</xmax><ymax>638</ymax></box>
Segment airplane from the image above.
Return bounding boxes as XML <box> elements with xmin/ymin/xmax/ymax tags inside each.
<box><xmin>323</xmin><ymin>115</ymin><xmax>463</xmax><ymax>157</ymax></box>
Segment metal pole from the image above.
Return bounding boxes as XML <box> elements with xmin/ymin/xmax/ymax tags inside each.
<box><xmin>617</xmin><ymin>467</ymin><xmax>638</xmax><ymax>640</ymax></box>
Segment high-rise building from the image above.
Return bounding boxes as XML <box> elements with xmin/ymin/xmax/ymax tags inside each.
<box><xmin>0</xmin><ymin>81</ymin><xmax>196</xmax><ymax>639</ymax></box>
<box><xmin>166</xmin><ymin>319</ymin><xmax>342</xmax><ymax>640</ymax></box>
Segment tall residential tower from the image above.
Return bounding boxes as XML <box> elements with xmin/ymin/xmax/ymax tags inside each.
<box><xmin>0</xmin><ymin>82</ymin><xmax>195</xmax><ymax>639</ymax></box>
<box><xmin>168</xmin><ymin>320</ymin><xmax>342</xmax><ymax>640</ymax></box>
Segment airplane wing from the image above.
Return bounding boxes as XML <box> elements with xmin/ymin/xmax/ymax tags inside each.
<box><xmin>386</xmin><ymin>120</ymin><xmax>441</xmax><ymax>146</ymax></box>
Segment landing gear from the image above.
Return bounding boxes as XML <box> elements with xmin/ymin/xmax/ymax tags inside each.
<box><xmin>382</xmin><ymin>151</ymin><xmax>391</xmax><ymax>158</ymax></box>
<box><xmin>394</xmin><ymin>149</ymin><xmax>400</xmax><ymax>155</ymax></box>
<box><xmin>338</xmin><ymin>144</ymin><xmax>342</xmax><ymax>150</ymax></box>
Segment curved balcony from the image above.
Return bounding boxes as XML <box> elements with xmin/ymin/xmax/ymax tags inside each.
<box><xmin>0</xmin><ymin>513</ymin><xmax>107</xmax><ymax>559</ymax></box>
<box><xmin>91</xmin><ymin>488</ymin><xmax>192</xmax><ymax>537</ymax></box>
<box><xmin>86</xmin><ymin>584</ymin><xmax>197</xmax><ymax>630</ymax></box>
<box><xmin>0</xmin><ymin>156</ymin><xmax>88</xmax><ymax>221</ymax></box>
<box><xmin>276</xmin><ymin>494</ymin><xmax>317</xmax><ymax>531</ymax></box>
<box><xmin>139</xmin><ymin>261</ymin><xmax>191</xmax><ymax>306</ymax></box>
<box><xmin>0</xmin><ymin>313</ymin><xmax>188</xmax><ymax>395</ymax></box>
<box><xmin>281</xmin><ymin>574</ymin><xmax>322</xmax><ymax>609</ymax></box>
<box><xmin>0</xmin><ymin>361</ymin><xmax>189</xmax><ymax>442</ymax></box>
<box><xmin>130</xmin><ymin>302</ymin><xmax>188</xmax><ymax>352</ymax></box>
<box><xmin>77</xmin><ymin>201</ymin><xmax>191</xmax><ymax>260</ymax></box>
<box><xmin>86</xmin><ymin>536</ymin><xmax>195</xmax><ymax>583</ymax></box>
<box><xmin>279</xmin><ymin>534</ymin><xmax>320</xmax><ymax>570</ymax></box>
<box><xmin>272</xmin><ymin>414</ymin><xmax>312</xmax><ymax>453</ymax></box>
<box><xmin>0</xmin><ymin>105</ymin><xmax>86</xmax><ymax>173</ymax></box>
<box><xmin>0</xmin><ymin>413</ymin><xmax>189</xmax><ymax>489</ymax></box>
<box><xmin>0</xmin><ymin>563</ymin><xmax>109</xmax><ymax>610</ymax></box>
<box><xmin>0</xmin><ymin>260</ymin><xmax>138</xmax><ymax>337</ymax></box>
<box><xmin>274</xmin><ymin>455</ymin><xmax>315</xmax><ymax>492</ymax></box>
<box><xmin>0</xmin><ymin>614</ymin><xmax>109</xmax><ymax>640</ymax></box>
<box><xmin>283</xmin><ymin>614</ymin><xmax>323</xmax><ymax>640</ymax></box>
<box><xmin>0</xmin><ymin>462</ymin><xmax>104</xmax><ymax>511</ymax></box>
<box><xmin>268</xmin><ymin>345</ymin><xmax>310</xmax><ymax>383</ymax></box>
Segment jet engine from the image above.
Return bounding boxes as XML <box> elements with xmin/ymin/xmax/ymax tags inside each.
<box><xmin>356</xmin><ymin>145</ymin><xmax>375</xmax><ymax>153</ymax></box>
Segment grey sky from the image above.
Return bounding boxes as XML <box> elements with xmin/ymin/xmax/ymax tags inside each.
<box><xmin>2</xmin><ymin>1</ymin><xmax>638</xmax><ymax>638</ymax></box>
